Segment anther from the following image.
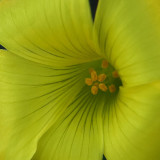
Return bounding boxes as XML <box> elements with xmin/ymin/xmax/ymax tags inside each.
<box><xmin>85</xmin><ymin>59</ymin><xmax>121</xmax><ymax>95</ymax></box>
<box><xmin>112</xmin><ymin>71</ymin><xmax>119</xmax><ymax>78</ymax></box>
<box><xmin>91</xmin><ymin>70</ymin><xmax>97</xmax><ymax>81</ymax></box>
<box><xmin>98</xmin><ymin>74</ymin><xmax>107</xmax><ymax>82</ymax></box>
<box><xmin>89</xmin><ymin>68</ymin><xmax>94</xmax><ymax>74</ymax></box>
<box><xmin>101</xmin><ymin>60</ymin><xmax>108</xmax><ymax>69</ymax></box>
<box><xmin>109</xmin><ymin>84</ymin><xmax>116</xmax><ymax>93</ymax></box>
<box><xmin>99</xmin><ymin>83</ymin><xmax>108</xmax><ymax>92</ymax></box>
<box><xmin>85</xmin><ymin>78</ymin><xmax>93</xmax><ymax>86</ymax></box>
<box><xmin>91</xmin><ymin>85</ymin><xmax>98</xmax><ymax>95</ymax></box>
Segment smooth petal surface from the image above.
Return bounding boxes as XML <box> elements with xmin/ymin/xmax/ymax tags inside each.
<box><xmin>32</xmin><ymin>88</ymin><xmax>105</xmax><ymax>160</ymax></box>
<box><xmin>104</xmin><ymin>82</ymin><xmax>160</xmax><ymax>160</ymax></box>
<box><xmin>146</xmin><ymin>0</ymin><xmax>160</xmax><ymax>31</ymax></box>
<box><xmin>94</xmin><ymin>0</ymin><xmax>160</xmax><ymax>87</ymax></box>
<box><xmin>0</xmin><ymin>0</ymin><xmax>99</xmax><ymax>67</ymax></box>
<box><xmin>0</xmin><ymin>50</ymin><xmax>90</xmax><ymax>160</ymax></box>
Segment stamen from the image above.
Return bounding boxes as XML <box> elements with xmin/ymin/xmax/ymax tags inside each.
<box><xmin>89</xmin><ymin>68</ymin><xmax>94</xmax><ymax>74</ymax></box>
<box><xmin>112</xmin><ymin>71</ymin><xmax>119</xmax><ymax>78</ymax></box>
<box><xmin>91</xmin><ymin>85</ymin><xmax>98</xmax><ymax>95</ymax></box>
<box><xmin>85</xmin><ymin>78</ymin><xmax>93</xmax><ymax>86</ymax></box>
<box><xmin>101</xmin><ymin>60</ymin><xmax>108</xmax><ymax>69</ymax></box>
<box><xmin>99</xmin><ymin>83</ymin><xmax>108</xmax><ymax>92</ymax></box>
<box><xmin>91</xmin><ymin>70</ymin><xmax>98</xmax><ymax>81</ymax></box>
<box><xmin>109</xmin><ymin>84</ymin><xmax>116</xmax><ymax>93</ymax></box>
<box><xmin>85</xmin><ymin>59</ymin><xmax>122</xmax><ymax>96</ymax></box>
<box><xmin>98</xmin><ymin>74</ymin><xmax>107</xmax><ymax>82</ymax></box>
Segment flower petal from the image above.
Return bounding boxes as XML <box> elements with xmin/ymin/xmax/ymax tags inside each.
<box><xmin>0</xmin><ymin>50</ymin><xmax>89</xmax><ymax>160</ymax></box>
<box><xmin>0</xmin><ymin>0</ymin><xmax>99</xmax><ymax>66</ymax></box>
<box><xmin>146</xmin><ymin>0</ymin><xmax>160</xmax><ymax>31</ymax></box>
<box><xmin>94</xmin><ymin>0</ymin><xmax>160</xmax><ymax>87</ymax></box>
<box><xmin>103</xmin><ymin>81</ymin><xmax>160</xmax><ymax>160</ymax></box>
<box><xmin>32</xmin><ymin>88</ymin><xmax>105</xmax><ymax>160</ymax></box>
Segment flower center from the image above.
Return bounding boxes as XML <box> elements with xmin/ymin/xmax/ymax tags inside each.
<box><xmin>85</xmin><ymin>59</ymin><xmax>122</xmax><ymax>95</ymax></box>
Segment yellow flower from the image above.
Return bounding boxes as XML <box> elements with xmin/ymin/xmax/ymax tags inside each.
<box><xmin>0</xmin><ymin>0</ymin><xmax>160</xmax><ymax>160</ymax></box>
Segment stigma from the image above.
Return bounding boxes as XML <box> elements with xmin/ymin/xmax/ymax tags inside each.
<box><xmin>85</xmin><ymin>59</ymin><xmax>122</xmax><ymax>95</ymax></box>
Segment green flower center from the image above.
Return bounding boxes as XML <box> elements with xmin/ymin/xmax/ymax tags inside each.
<box><xmin>85</xmin><ymin>59</ymin><xmax>122</xmax><ymax>95</ymax></box>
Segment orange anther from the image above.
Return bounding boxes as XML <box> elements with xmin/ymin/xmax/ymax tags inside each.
<box><xmin>89</xmin><ymin>68</ymin><xmax>94</xmax><ymax>74</ymax></box>
<box><xmin>109</xmin><ymin>84</ymin><xmax>116</xmax><ymax>93</ymax></box>
<box><xmin>112</xmin><ymin>71</ymin><xmax>119</xmax><ymax>78</ymax></box>
<box><xmin>98</xmin><ymin>74</ymin><xmax>107</xmax><ymax>82</ymax></box>
<box><xmin>101</xmin><ymin>60</ymin><xmax>108</xmax><ymax>69</ymax></box>
<box><xmin>99</xmin><ymin>83</ymin><xmax>108</xmax><ymax>92</ymax></box>
<box><xmin>85</xmin><ymin>78</ymin><xmax>93</xmax><ymax>86</ymax></box>
<box><xmin>91</xmin><ymin>86</ymin><xmax>98</xmax><ymax>95</ymax></box>
<box><xmin>91</xmin><ymin>70</ymin><xmax>98</xmax><ymax>81</ymax></box>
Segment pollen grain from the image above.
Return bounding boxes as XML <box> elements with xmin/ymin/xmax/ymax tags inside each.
<box><xmin>109</xmin><ymin>84</ymin><xmax>116</xmax><ymax>93</ymax></box>
<box><xmin>91</xmin><ymin>85</ymin><xmax>98</xmax><ymax>95</ymax></box>
<box><xmin>112</xmin><ymin>71</ymin><xmax>119</xmax><ymax>78</ymax></box>
<box><xmin>85</xmin><ymin>78</ymin><xmax>93</xmax><ymax>86</ymax></box>
<box><xmin>99</xmin><ymin>83</ymin><xmax>108</xmax><ymax>92</ymax></box>
<box><xmin>98</xmin><ymin>73</ymin><xmax>107</xmax><ymax>82</ymax></box>
<box><xmin>91</xmin><ymin>70</ymin><xmax>98</xmax><ymax>82</ymax></box>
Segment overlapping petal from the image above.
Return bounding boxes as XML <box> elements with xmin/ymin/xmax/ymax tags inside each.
<box><xmin>94</xmin><ymin>0</ymin><xmax>160</xmax><ymax>87</ymax></box>
<box><xmin>32</xmin><ymin>88</ymin><xmax>105</xmax><ymax>160</ymax></box>
<box><xmin>0</xmin><ymin>0</ymin><xmax>100</xmax><ymax>67</ymax></box>
<box><xmin>0</xmin><ymin>50</ymin><xmax>91</xmax><ymax>160</ymax></box>
<box><xmin>103</xmin><ymin>81</ymin><xmax>160</xmax><ymax>160</ymax></box>
<box><xmin>0</xmin><ymin>0</ymin><xmax>160</xmax><ymax>160</ymax></box>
